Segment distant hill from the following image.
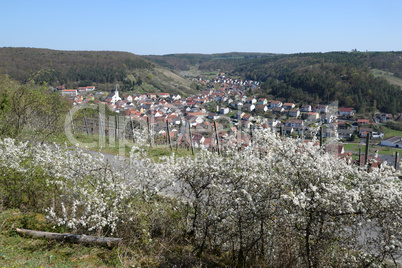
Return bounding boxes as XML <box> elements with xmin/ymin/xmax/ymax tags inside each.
<box><xmin>231</xmin><ymin>52</ymin><xmax>402</xmax><ymax>113</ymax></box>
<box><xmin>144</xmin><ymin>52</ymin><xmax>277</xmax><ymax>72</ymax></box>
<box><xmin>0</xmin><ymin>47</ymin><xmax>197</xmax><ymax>96</ymax></box>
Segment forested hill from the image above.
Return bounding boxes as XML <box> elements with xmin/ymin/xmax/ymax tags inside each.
<box><xmin>0</xmin><ymin>48</ymin><xmax>153</xmax><ymax>84</ymax></box>
<box><xmin>232</xmin><ymin>52</ymin><xmax>402</xmax><ymax>113</ymax></box>
<box><xmin>0</xmin><ymin>47</ymin><xmax>197</xmax><ymax>96</ymax></box>
<box><xmin>144</xmin><ymin>52</ymin><xmax>277</xmax><ymax>71</ymax></box>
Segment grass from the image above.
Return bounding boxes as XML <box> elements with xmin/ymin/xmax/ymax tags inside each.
<box><xmin>371</xmin><ymin>69</ymin><xmax>402</xmax><ymax>88</ymax></box>
<box><xmin>0</xmin><ymin>210</ymin><xmax>120</xmax><ymax>267</ymax></box>
<box><xmin>51</xmin><ymin>131</ymin><xmax>197</xmax><ymax>162</ymax></box>
<box><xmin>381</xmin><ymin>125</ymin><xmax>402</xmax><ymax>139</ymax></box>
<box><xmin>343</xmin><ymin>142</ymin><xmax>401</xmax><ymax>156</ymax></box>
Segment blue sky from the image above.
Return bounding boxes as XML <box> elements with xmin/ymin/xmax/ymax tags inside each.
<box><xmin>0</xmin><ymin>0</ymin><xmax>401</xmax><ymax>55</ymax></box>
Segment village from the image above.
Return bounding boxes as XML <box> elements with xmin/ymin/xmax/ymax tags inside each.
<box><xmin>59</xmin><ymin>73</ymin><xmax>402</xmax><ymax>169</ymax></box>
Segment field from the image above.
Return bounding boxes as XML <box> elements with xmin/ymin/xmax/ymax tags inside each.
<box><xmin>343</xmin><ymin>142</ymin><xmax>401</xmax><ymax>156</ymax></box>
<box><xmin>371</xmin><ymin>69</ymin><xmax>402</xmax><ymax>88</ymax></box>
<box><xmin>381</xmin><ymin>125</ymin><xmax>402</xmax><ymax>139</ymax></box>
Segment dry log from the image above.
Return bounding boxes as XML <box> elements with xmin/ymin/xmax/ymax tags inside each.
<box><xmin>16</xmin><ymin>228</ymin><xmax>122</xmax><ymax>247</ymax></box>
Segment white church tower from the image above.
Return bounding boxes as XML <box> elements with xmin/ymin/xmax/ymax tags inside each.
<box><xmin>110</xmin><ymin>84</ymin><xmax>121</xmax><ymax>104</ymax></box>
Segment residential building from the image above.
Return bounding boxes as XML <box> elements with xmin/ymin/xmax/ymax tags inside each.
<box><xmin>61</xmin><ymin>89</ymin><xmax>78</xmax><ymax>96</ymax></box>
<box><xmin>283</xmin><ymin>103</ymin><xmax>295</xmax><ymax>110</ymax></box>
<box><xmin>288</xmin><ymin>109</ymin><xmax>300</xmax><ymax>117</ymax></box>
<box><xmin>339</xmin><ymin>108</ymin><xmax>355</xmax><ymax>117</ymax></box>
<box><xmin>300</xmin><ymin>105</ymin><xmax>312</xmax><ymax>112</ymax></box>
<box><xmin>285</xmin><ymin>119</ymin><xmax>304</xmax><ymax>128</ymax></box>
<box><xmin>269</xmin><ymin>101</ymin><xmax>282</xmax><ymax>109</ymax></box>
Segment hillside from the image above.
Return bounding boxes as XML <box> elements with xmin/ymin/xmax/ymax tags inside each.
<box><xmin>147</xmin><ymin>51</ymin><xmax>402</xmax><ymax>114</ymax></box>
<box><xmin>0</xmin><ymin>47</ymin><xmax>197</xmax><ymax>96</ymax></box>
<box><xmin>144</xmin><ymin>52</ymin><xmax>277</xmax><ymax>72</ymax></box>
<box><xmin>232</xmin><ymin>52</ymin><xmax>402</xmax><ymax>113</ymax></box>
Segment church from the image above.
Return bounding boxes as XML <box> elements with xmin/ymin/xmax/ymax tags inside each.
<box><xmin>106</xmin><ymin>84</ymin><xmax>122</xmax><ymax>104</ymax></box>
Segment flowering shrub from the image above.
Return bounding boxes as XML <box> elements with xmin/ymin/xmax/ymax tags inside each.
<box><xmin>0</xmin><ymin>129</ymin><xmax>401</xmax><ymax>266</ymax></box>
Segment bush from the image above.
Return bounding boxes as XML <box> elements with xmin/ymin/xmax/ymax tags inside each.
<box><xmin>0</xmin><ymin>129</ymin><xmax>401</xmax><ymax>267</ymax></box>
<box><xmin>386</xmin><ymin>120</ymin><xmax>402</xmax><ymax>131</ymax></box>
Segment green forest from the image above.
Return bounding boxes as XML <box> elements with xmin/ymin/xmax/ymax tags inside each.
<box><xmin>0</xmin><ymin>47</ymin><xmax>153</xmax><ymax>85</ymax></box>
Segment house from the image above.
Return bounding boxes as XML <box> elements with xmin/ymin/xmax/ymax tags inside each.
<box><xmin>378</xmin><ymin>113</ymin><xmax>393</xmax><ymax>122</ymax></box>
<box><xmin>207</xmin><ymin>113</ymin><xmax>220</xmax><ymax>120</ymax></box>
<box><xmin>255</xmin><ymin>104</ymin><xmax>268</xmax><ymax>113</ymax></box>
<box><xmin>285</xmin><ymin>119</ymin><xmax>304</xmax><ymax>128</ymax></box>
<box><xmin>230</xmin><ymin>101</ymin><xmax>243</xmax><ymax>109</ymax></box>
<box><xmin>338</xmin><ymin>129</ymin><xmax>353</xmax><ymax>139</ymax></box>
<box><xmin>288</xmin><ymin>109</ymin><xmax>300</xmax><ymax>118</ymax></box>
<box><xmin>380</xmin><ymin>136</ymin><xmax>402</xmax><ymax>148</ymax></box>
<box><xmin>358</xmin><ymin>127</ymin><xmax>373</xmax><ymax>137</ymax></box>
<box><xmin>272</xmin><ymin>106</ymin><xmax>284</xmax><ymax>114</ymax></box>
<box><xmin>220</xmin><ymin>107</ymin><xmax>230</xmax><ymax>114</ymax></box>
<box><xmin>158</xmin><ymin>93</ymin><xmax>170</xmax><ymax>98</ymax></box>
<box><xmin>357</xmin><ymin>119</ymin><xmax>370</xmax><ymax>126</ymax></box>
<box><xmin>247</xmin><ymin>97</ymin><xmax>257</xmax><ymax>104</ymax></box>
<box><xmin>86</xmin><ymin>86</ymin><xmax>95</xmax><ymax>91</ymax></box>
<box><xmin>125</xmin><ymin>95</ymin><xmax>134</xmax><ymax>103</ymax></box>
<box><xmin>339</xmin><ymin>108</ymin><xmax>355</xmax><ymax>117</ymax></box>
<box><xmin>269</xmin><ymin>101</ymin><xmax>283</xmax><ymax>109</ymax></box>
<box><xmin>61</xmin><ymin>89</ymin><xmax>77</xmax><ymax>96</ymax></box>
<box><xmin>371</xmin><ymin>132</ymin><xmax>384</xmax><ymax>139</ymax></box>
<box><xmin>314</xmin><ymin>105</ymin><xmax>328</xmax><ymax>113</ymax></box>
<box><xmin>242</xmin><ymin>114</ymin><xmax>253</xmax><ymax>121</ymax></box>
<box><xmin>257</xmin><ymin>98</ymin><xmax>268</xmax><ymax>105</ymax></box>
<box><xmin>148</xmin><ymin>93</ymin><xmax>157</xmax><ymax>99</ymax></box>
<box><xmin>283</xmin><ymin>103</ymin><xmax>295</xmax><ymax>110</ymax></box>
<box><xmin>307</xmin><ymin>112</ymin><xmax>319</xmax><ymax>121</ymax></box>
<box><xmin>325</xmin><ymin>144</ymin><xmax>349</xmax><ymax>158</ymax></box>
<box><xmin>321</xmin><ymin>114</ymin><xmax>335</xmax><ymax>124</ymax></box>
<box><xmin>283</xmin><ymin>126</ymin><xmax>294</xmax><ymax>135</ymax></box>
<box><xmin>243</xmin><ymin>103</ymin><xmax>256</xmax><ymax>112</ymax></box>
<box><xmin>172</xmin><ymin>94</ymin><xmax>181</xmax><ymax>101</ymax></box>
<box><xmin>300</xmin><ymin>105</ymin><xmax>312</xmax><ymax>112</ymax></box>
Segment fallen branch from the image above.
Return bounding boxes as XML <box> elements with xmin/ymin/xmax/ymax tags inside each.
<box><xmin>16</xmin><ymin>228</ymin><xmax>122</xmax><ymax>247</ymax></box>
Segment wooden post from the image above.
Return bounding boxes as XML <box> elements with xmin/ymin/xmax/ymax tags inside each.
<box><xmin>69</xmin><ymin>110</ymin><xmax>75</xmax><ymax>135</ymax></box>
<box><xmin>83</xmin><ymin>111</ymin><xmax>89</xmax><ymax>136</ymax></box>
<box><xmin>319</xmin><ymin>126</ymin><xmax>323</xmax><ymax>148</ymax></box>
<box><xmin>115</xmin><ymin>114</ymin><xmax>119</xmax><ymax>143</ymax></box>
<box><xmin>99</xmin><ymin>112</ymin><xmax>103</xmax><ymax>137</ymax></box>
<box><xmin>358</xmin><ymin>148</ymin><xmax>361</xmax><ymax>166</ymax></box>
<box><xmin>250</xmin><ymin>124</ymin><xmax>253</xmax><ymax>144</ymax></box>
<box><xmin>147</xmin><ymin>116</ymin><xmax>152</xmax><ymax>148</ymax></box>
<box><xmin>364</xmin><ymin>133</ymin><xmax>370</xmax><ymax>166</ymax></box>
<box><xmin>280</xmin><ymin>125</ymin><xmax>283</xmax><ymax>137</ymax></box>
<box><xmin>395</xmin><ymin>151</ymin><xmax>399</xmax><ymax>170</ymax></box>
<box><xmin>129</xmin><ymin>114</ymin><xmax>135</xmax><ymax>143</ymax></box>
<box><xmin>189</xmin><ymin>123</ymin><xmax>194</xmax><ymax>155</ymax></box>
<box><xmin>214</xmin><ymin>121</ymin><xmax>221</xmax><ymax>155</ymax></box>
<box><xmin>166</xmin><ymin>120</ymin><xmax>172</xmax><ymax>151</ymax></box>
